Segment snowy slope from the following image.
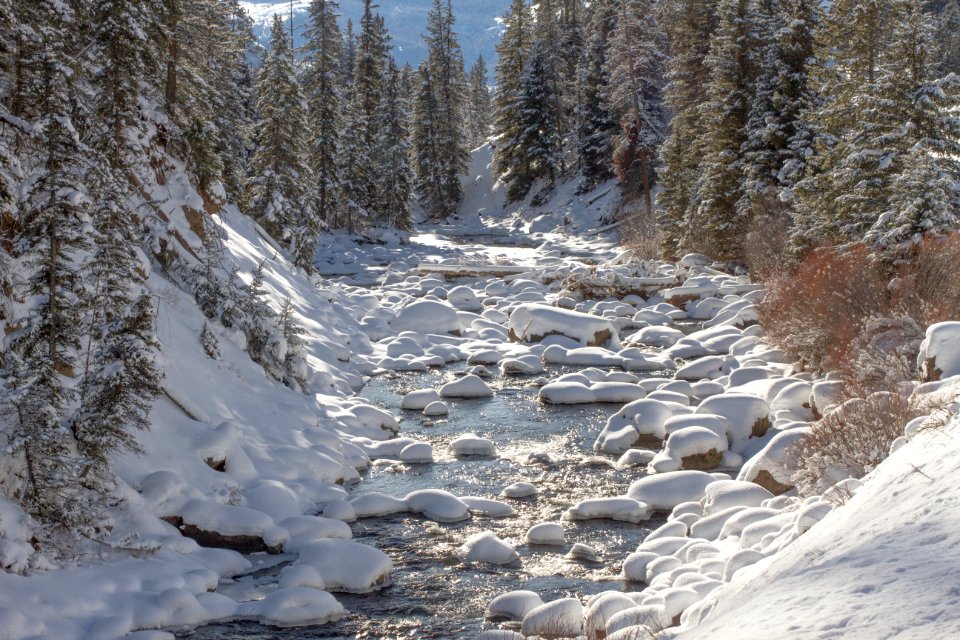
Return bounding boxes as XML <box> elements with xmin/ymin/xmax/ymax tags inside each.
<box><xmin>241</xmin><ymin>0</ymin><xmax>510</xmax><ymax>75</ymax></box>
<box><xmin>454</xmin><ymin>142</ymin><xmax>623</xmax><ymax>235</ymax></box>
<box><xmin>671</xmin><ymin>417</ymin><xmax>960</xmax><ymax>640</ymax></box>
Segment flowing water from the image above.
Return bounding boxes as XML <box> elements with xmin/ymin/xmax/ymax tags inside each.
<box><xmin>186</xmin><ymin>365</ymin><xmax>664</xmax><ymax>640</ymax></box>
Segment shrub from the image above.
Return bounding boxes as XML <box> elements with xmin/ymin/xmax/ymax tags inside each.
<box><xmin>890</xmin><ymin>232</ymin><xmax>960</xmax><ymax>326</ymax></box>
<box><xmin>619</xmin><ymin>207</ymin><xmax>664</xmax><ymax>261</ymax></box>
<box><xmin>759</xmin><ymin>244</ymin><xmax>888</xmax><ymax>371</ymax></box>
<box><xmin>741</xmin><ymin>196</ymin><xmax>792</xmax><ymax>281</ymax></box>
<box><xmin>839</xmin><ymin>315</ymin><xmax>923</xmax><ymax>395</ymax></box>
<box><xmin>791</xmin><ymin>391</ymin><xmax>920</xmax><ymax>496</ymax></box>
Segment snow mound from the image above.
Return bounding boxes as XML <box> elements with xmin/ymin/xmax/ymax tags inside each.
<box><xmin>520</xmin><ymin>598</ymin><xmax>583</xmax><ymax>638</ymax></box>
<box><xmin>391</xmin><ymin>300</ymin><xmax>462</xmax><ymax>335</ymax></box>
<box><xmin>627</xmin><ymin>471</ymin><xmax>717</xmax><ymax>512</ymax></box>
<box><xmin>292</xmin><ymin>539</ymin><xmax>392</xmax><ymax>593</ymax></box>
<box><xmin>460</xmin><ymin>531</ymin><xmax>519</xmax><ymax>565</ymax></box>
<box><xmin>440</xmin><ymin>375</ymin><xmax>494</xmax><ymax>398</ymax></box>
<box><xmin>526</xmin><ymin>522</ymin><xmax>566</xmax><ymax>546</ymax></box>
<box><xmin>508</xmin><ymin>304</ymin><xmax>618</xmax><ymax>347</ymax></box>
<box><xmin>404</xmin><ymin>490</ymin><xmax>471</xmax><ymax>523</ymax></box>
<box><xmin>257</xmin><ymin>587</ymin><xmax>346</xmax><ymax>628</ymax></box>
<box><xmin>449</xmin><ymin>433</ymin><xmax>497</xmax><ymax>457</ymax></box>
<box><xmin>488</xmin><ymin>590</ymin><xmax>544</xmax><ymax>621</ymax></box>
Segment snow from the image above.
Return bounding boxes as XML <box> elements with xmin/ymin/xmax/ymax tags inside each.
<box><xmin>401</xmin><ymin>388</ymin><xmax>442</xmax><ymax>410</ymax></box>
<box><xmin>291</xmin><ymin>539</ymin><xmax>392</xmax><ymax>593</ymax></box>
<box><xmin>671</xmin><ymin>419</ymin><xmax>960</xmax><ymax>640</ymax></box>
<box><xmin>404</xmin><ymin>489</ymin><xmax>471</xmax><ymax>523</ymax></box>
<box><xmin>487</xmin><ymin>590</ymin><xmax>544</xmax><ymax>621</ymax></box>
<box><xmin>627</xmin><ymin>471</ymin><xmax>718</xmax><ymax>512</ymax></box>
<box><xmin>507</xmin><ymin>304</ymin><xmax>619</xmax><ymax>346</ymax></box>
<box><xmin>390</xmin><ymin>299</ymin><xmax>463</xmax><ymax>335</ymax></box>
<box><xmin>525</xmin><ymin>522</ymin><xmax>566</xmax><ymax>546</ymax></box>
<box><xmin>918</xmin><ymin>321</ymin><xmax>960</xmax><ymax>380</ymax></box>
<box><xmin>460</xmin><ymin>531</ymin><xmax>519</xmax><ymax>565</ymax></box>
<box><xmin>449</xmin><ymin>433</ymin><xmax>498</xmax><ymax>457</ymax></box>
<box><xmin>422</xmin><ymin>400</ymin><xmax>449</xmax><ymax>416</ymax></box>
<box><xmin>502</xmin><ymin>482</ymin><xmax>539</xmax><ymax>498</ymax></box>
<box><xmin>567</xmin><ymin>497</ymin><xmax>652</xmax><ymax>523</ymax></box>
<box><xmin>349</xmin><ymin>492</ymin><xmax>410</xmax><ymax>518</ymax></box>
<box><xmin>257</xmin><ymin>588</ymin><xmax>346</xmax><ymax>628</ymax></box>
<box><xmin>520</xmin><ymin>598</ymin><xmax>584</xmax><ymax>638</ymax></box>
<box><xmin>439</xmin><ymin>374</ymin><xmax>494</xmax><ymax>398</ymax></box>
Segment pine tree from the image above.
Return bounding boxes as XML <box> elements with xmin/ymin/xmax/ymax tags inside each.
<box><xmin>682</xmin><ymin>0</ymin><xmax>761</xmax><ymax>261</ymax></box>
<box><xmin>792</xmin><ymin>0</ymin><xmax>903</xmax><ymax>251</ymax></box>
<box><xmin>656</xmin><ymin>0</ymin><xmax>720</xmax><ymax>258</ymax></box>
<box><xmin>247</xmin><ymin>15</ymin><xmax>316</xmax><ymax>270</ymax></box>
<box><xmin>492</xmin><ymin>0</ymin><xmax>534</xmax><ymax>201</ymax></box>
<box><xmin>9</xmin><ymin>0</ymin><xmax>94</xmax><ymax>529</ymax></box>
<box><xmin>466</xmin><ymin>55</ymin><xmax>491</xmax><ymax>148</ymax></box>
<box><xmin>864</xmin><ymin>0</ymin><xmax>960</xmax><ymax>254</ymax></box>
<box><xmin>303</xmin><ymin>0</ymin><xmax>343</xmax><ymax>227</ymax></box>
<box><xmin>741</xmin><ymin>0</ymin><xmax>821</xmax><ymax>212</ymax></box>
<box><xmin>605</xmin><ymin>0</ymin><xmax>667</xmax><ymax>214</ymax></box>
<box><xmin>514</xmin><ymin>39</ymin><xmax>564</xmax><ymax>194</ymax></box>
<box><xmin>936</xmin><ymin>0</ymin><xmax>960</xmax><ymax>75</ymax></box>
<box><xmin>575</xmin><ymin>0</ymin><xmax>618</xmax><ymax>190</ymax></box>
<box><xmin>340</xmin><ymin>1</ymin><xmax>390</xmax><ymax>229</ymax></box>
<box><xmin>412</xmin><ymin>0</ymin><xmax>469</xmax><ymax>220</ymax></box>
<box><xmin>374</xmin><ymin>60</ymin><xmax>413</xmax><ymax>229</ymax></box>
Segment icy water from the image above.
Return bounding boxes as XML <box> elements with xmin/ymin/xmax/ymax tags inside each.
<box><xmin>186</xmin><ymin>366</ymin><xmax>661</xmax><ymax>640</ymax></box>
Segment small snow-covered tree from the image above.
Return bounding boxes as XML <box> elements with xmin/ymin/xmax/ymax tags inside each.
<box><xmin>466</xmin><ymin>55</ymin><xmax>491</xmax><ymax>148</ymax></box>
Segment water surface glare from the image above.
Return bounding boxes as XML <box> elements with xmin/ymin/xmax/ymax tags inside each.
<box><xmin>186</xmin><ymin>366</ymin><xmax>662</xmax><ymax>639</ymax></box>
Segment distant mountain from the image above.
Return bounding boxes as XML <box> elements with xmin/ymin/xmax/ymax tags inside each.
<box><xmin>241</xmin><ymin>0</ymin><xmax>510</xmax><ymax>80</ymax></box>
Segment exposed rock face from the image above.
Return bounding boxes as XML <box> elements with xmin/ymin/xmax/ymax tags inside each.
<box><xmin>179</xmin><ymin>524</ymin><xmax>283</xmax><ymax>554</ymax></box>
<box><xmin>681</xmin><ymin>449</ymin><xmax>723</xmax><ymax>471</ymax></box>
<box><xmin>753</xmin><ymin>470</ymin><xmax>794</xmax><ymax>496</ymax></box>
<box><xmin>751</xmin><ymin>416</ymin><xmax>772</xmax><ymax>439</ymax></box>
<box><xmin>633</xmin><ymin>434</ymin><xmax>664</xmax><ymax>450</ymax></box>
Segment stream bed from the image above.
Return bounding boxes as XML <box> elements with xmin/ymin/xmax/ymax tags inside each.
<box><xmin>186</xmin><ymin>365</ymin><xmax>664</xmax><ymax>639</ymax></box>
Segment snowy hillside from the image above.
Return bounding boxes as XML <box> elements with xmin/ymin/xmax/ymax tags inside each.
<box><xmin>241</xmin><ymin>0</ymin><xmax>510</xmax><ymax>74</ymax></box>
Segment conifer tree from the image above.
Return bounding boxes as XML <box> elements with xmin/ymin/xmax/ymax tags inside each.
<box><xmin>656</xmin><ymin>0</ymin><xmax>720</xmax><ymax>258</ymax></box>
<box><xmin>684</xmin><ymin>0</ymin><xmax>760</xmax><ymax>261</ymax></box>
<box><xmin>492</xmin><ymin>0</ymin><xmax>534</xmax><ymax>201</ymax></box>
<box><xmin>936</xmin><ymin>0</ymin><xmax>960</xmax><ymax>75</ymax></box>
<box><xmin>575</xmin><ymin>0</ymin><xmax>618</xmax><ymax>189</ymax></box>
<box><xmin>340</xmin><ymin>1</ymin><xmax>389</xmax><ymax>228</ymax></box>
<box><xmin>10</xmin><ymin>0</ymin><xmax>94</xmax><ymax>529</ymax></box>
<box><xmin>605</xmin><ymin>0</ymin><xmax>667</xmax><ymax>214</ymax></box>
<box><xmin>514</xmin><ymin>39</ymin><xmax>564</xmax><ymax>193</ymax></box>
<box><xmin>466</xmin><ymin>55</ymin><xmax>491</xmax><ymax>147</ymax></box>
<box><xmin>374</xmin><ymin>60</ymin><xmax>413</xmax><ymax>229</ymax></box>
<box><xmin>303</xmin><ymin>0</ymin><xmax>343</xmax><ymax>227</ymax></box>
<box><xmin>412</xmin><ymin>0</ymin><xmax>468</xmax><ymax>220</ymax></box>
<box><xmin>247</xmin><ymin>15</ymin><xmax>316</xmax><ymax>270</ymax></box>
<box><xmin>864</xmin><ymin>0</ymin><xmax>960</xmax><ymax>254</ymax></box>
<box><xmin>739</xmin><ymin>0</ymin><xmax>820</xmax><ymax>217</ymax></box>
<box><xmin>792</xmin><ymin>0</ymin><xmax>903</xmax><ymax>251</ymax></box>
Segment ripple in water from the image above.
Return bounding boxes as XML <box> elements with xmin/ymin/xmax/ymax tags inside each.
<box><xmin>185</xmin><ymin>366</ymin><xmax>665</xmax><ymax>640</ymax></box>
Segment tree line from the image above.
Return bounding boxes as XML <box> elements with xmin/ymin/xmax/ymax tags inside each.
<box><xmin>490</xmin><ymin>0</ymin><xmax>960</xmax><ymax>264</ymax></box>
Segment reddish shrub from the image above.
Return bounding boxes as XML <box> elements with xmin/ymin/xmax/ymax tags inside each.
<box><xmin>759</xmin><ymin>244</ymin><xmax>889</xmax><ymax>371</ymax></box>
<box><xmin>891</xmin><ymin>232</ymin><xmax>960</xmax><ymax>326</ymax></box>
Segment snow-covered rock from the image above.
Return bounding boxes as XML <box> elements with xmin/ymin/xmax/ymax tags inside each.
<box><xmin>257</xmin><ymin>588</ymin><xmax>346</xmax><ymax>628</ymax></box>
<box><xmin>520</xmin><ymin>598</ymin><xmax>583</xmax><ymax>638</ymax></box>
<box><xmin>449</xmin><ymin>433</ymin><xmax>497</xmax><ymax>457</ymax></box>
<box><xmin>525</xmin><ymin>522</ymin><xmax>566</xmax><ymax>546</ymax></box>
<box><xmin>627</xmin><ymin>471</ymin><xmax>716</xmax><ymax>512</ymax></box>
<box><xmin>460</xmin><ymin>532</ymin><xmax>519</xmax><ymax>565</ymax></box>
<box><xmin>391</xmin><ymin>299</ymin><xmax>462</xmax><ymax>335</ymax></box>
<box><xmin>404</xmin><ymin>490</ymin><xmax>470</xmax><ymax>523</ymax></box>
<box><xmin>508</xmin><ymin>304</ymin><xmax>618</xmax><ymax>346</ymax></box>
<box><xmin>440</xmin><ymin>375</ymin><xmax>494</xmax><ymax>398</ymax></box>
